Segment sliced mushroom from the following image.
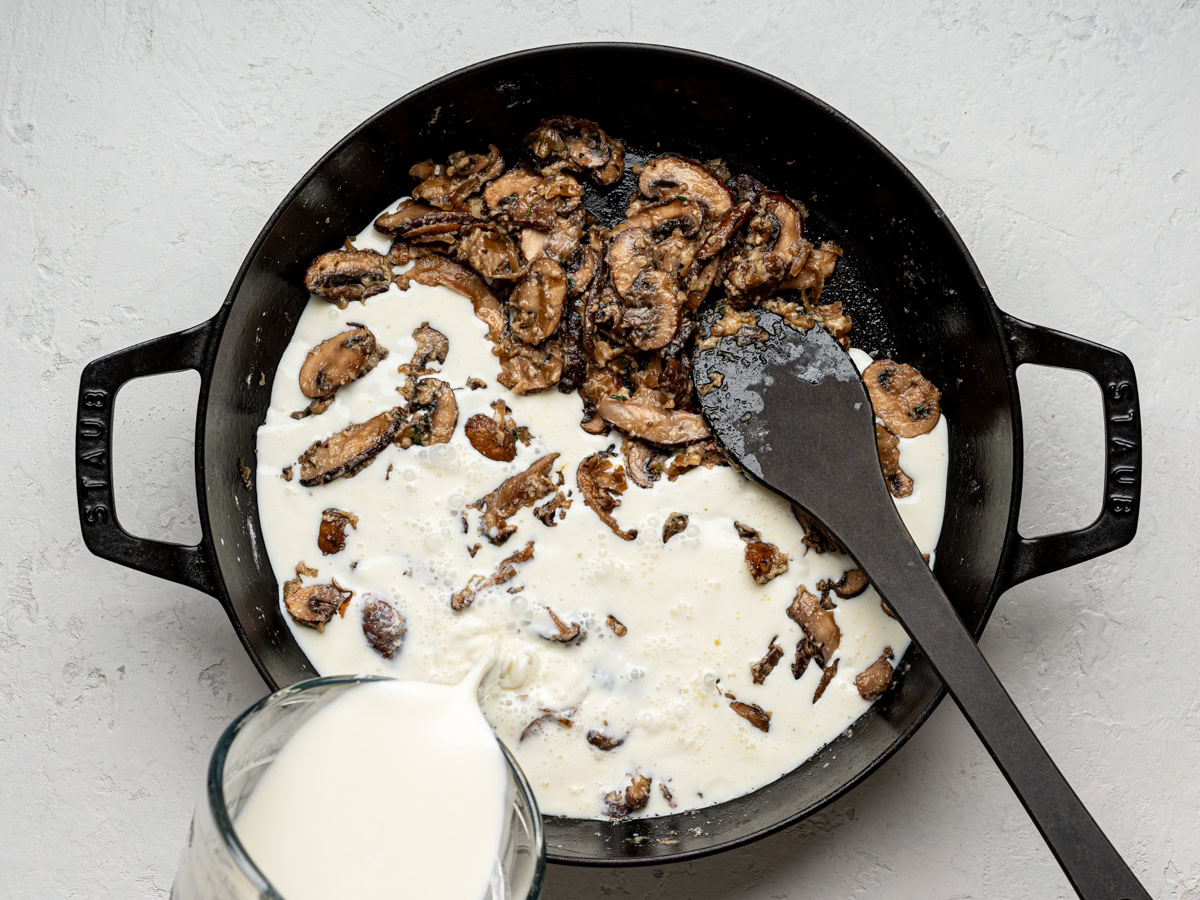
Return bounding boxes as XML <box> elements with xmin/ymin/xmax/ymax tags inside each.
<box><xmin>812</xmin><ymin>658</ymin><xmax>839</xmax><ymax>703</ymax></box>
<box><xmin>304</xmin><ymin>249</ymin><xmax>392</xmax><ymax>308</ymax></box>
<box><xmin>624</xmin><ymin>773</ymin><xmax>652</xmax><ymax>812</ymax></box>
<box><xmin>526</xmin><ymin>116</ymin><xmax>625</xmax><ymax>185</ymax></box>
<box><xmin>509</xmin><ymin>257</ymin><xmax>567</xmax><ymax>345</ymax></box>
<box><xmin>596</xmin><ymin>392</ymin><xmax>709</xmax><ymax>446</ymax></box>
<box><xmin>456</xmin><ymin>224</ymin><xmax>525</xmax><ymax>281</ymax></box>
<box><xmin>614</xmin><ymin>198</ymin><xmax>703</xmax><ymax>239</ymax></box>
<box><xmin>469</xmin><ymin>453</ymin><xmax>560</xmax><ymax>545</ymax></box>
<box><xmin>397</xmin><ymin>378</ymin><xmax>457</xmax><ymax>448</ymax></box>
<box><xmin>587</xmin><ymin>730</ymin><xmax>624</xmax><ymax>751</ymax></box>
<box><xmin>298</xmin><ymin>407</ymin><xmax>404</xmax><ymax>486</ymax></box>
<box><xmin>622</xmin><ymin>438</ymin><xmax>668</xmax><ymax>489</ymax></box>
<box><xmin>734</xmin><ymin>521</ymin><xmax>790</xmax><ymax>584</ymax></box>
<box><xmin>606</xmin><ymin>227</ymin><xmax>654</xmax><ymax>297</ymax></box>
<box><xmin>373</xmin><ymin>199</ymin><xmax>475</xmax><ymax>238</ymax></box>
<box><xmin>730</xmin><ymin>700</ymin><xmax>771</xmax><ymax>733</ymax></box>
<box><xmin>484</xmin><ymin>168</ymin><xmax>544</xmax><ymax>215</ymax></box>
<box><xmin>664</xmin><ymin>440</ymin><xmax>727</xmax><ymax>480</ymax></box>
<box><xmin>792</xmin><ymin>505</ymin><xmax>845</xmax><ymax>555</ymax></box>
<box><xmin>542</xmin><ymin>605</ymin><xmax>584</xmax><ymax>644</ymax></box>
<box><xmin>762</xmin><ymin>298</ymin><xmax>816</xmax><ymax>332</ymax></box>
<box><xmin>605</xmin><ymin>614</ymin><xmax>627</xmax><ymax>636</ymax></box>
<box><xmin>751</xmin><ymin>635</ymin><xmax>784</xmax><ymax>684</ymax></box>
<box><xmin>496</xmin><ymin>336</ymin><xmax>564</xmax><ymax>394</ymax></box>
<box><xmin>697</xmin><ymin>200</ymin><xmax>752</xmax><ymax>260</ymax></box>
<box><xmin>486</xmin><ymin>169</ymin><xmax>585</xmax><ymax>230</ymax></box>
<box><xmin>564</xmin><ymin>244</ymin><xmax>598</xmax><ymax>296</ymax></box>
<box><xmin>722</xmin><ymin>192</ymin><xmax>807</xmax><ymax>305</ymax></box>
<box><xmin>863</xmin><ymin>360</ymin><xmax>942</xmax><ymax>438</ymax></box>
<box><xmin>532</xmin><ymin>490</ymin><xmax>572</xmax><ymax>526</ymax></box>
<box><xmin>299</xmin><ymin>325</ymin><xmax>388</xmax><ymax>406</ymax></box>
<box><xmin>519</xmin><ymin>228</ymin><xmax>549</xmax><ymax>264</ymax></box>
<box><xmin>662</xmin><ymin>512</ymin><xmax>689</xmax><ymax>544</ymax></box>
<box><xmin>394</xmin><ymin>255</ymin><xmax>505</xmax><ymax>345</ymax></box>
<box><xmin>409</xmin><ymin>144</ymin><xmax>504</xmax><ymax>210</ymax></box>
<box><xmin>786</xmin><ymin>585</ymin><xmax>841</xmax><ymax>656</ymax></box>
<box><xmin>818</xmin><ymin>568</ymin><xmax>870</xmax><ymax>600</ymax></box>
<box><xmin>792</xmin><ymin>637</ymin><xmax>823</xmax><ymax>680</ymax></box>
<box><xmin>621</xmin><ymin>269</ymin><xmax>681</xmax><ymax>351</ymax></box>
<box><xmin>521</xmin><ymin>706</ymin><xmax>576</xmax><ymax>742</ymax></box>
<box><xmin>451</xmin><ymin>540</ymin><xmax>534</xmax><ymax>611</ymax></box>
<box><xmin>464</xmin><ymin>399</ymin><xmax>522</xmax><ymax>462</ymax></box>
<box><xmin>283</xmin><ymin>579</ymin><xmax>352</xmax><ymax>631</ymax></box>
<box><xmin>361</xmin><ymin>595</ymin><xmax>406</xmax><ymax>658</ymax></box>
<box><xmin>576</xmin><ymin>449</ymin><xmax>637</xmax><ymax>541</ymax></box>
<box><xmin>856</xmin><ymin>648</ymin><xmax>896</xmax><ymax>700</ymax></box>
<box><xmin>638</xmin><ymin>155</ymin><xmax>734</xmax><ymax>221</ymax></box>
<box><xmin>317</xmin><ymin>508</ymin><xmax>358</xmax><ymax>555</ymax></box>
<box><xmin>396</xmin><ymin>323</ymin><xmax>449</xmax><ymax>376</ymax></box>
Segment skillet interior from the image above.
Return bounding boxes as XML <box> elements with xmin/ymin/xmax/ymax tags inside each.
<box><xmin>200</xmin><ymin>44</ymin><xmax>1016</xmax><ymax>863</ymax></box>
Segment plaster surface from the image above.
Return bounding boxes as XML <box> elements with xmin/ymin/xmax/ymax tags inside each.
<box><xmin>2</xmin><ymin>1</ymin><xmax>1198</xmax><ymax>897</ymax></box>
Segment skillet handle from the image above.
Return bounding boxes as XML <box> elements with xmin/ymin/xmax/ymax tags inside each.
<box><xmin>76</xmin><ymin>322</ymin><xmax>218</xmax><ymax>596</ymax></box>
<box><xmin>997</xmin><ymin>313</ymin><xmax>1141</xmax><ymax>591</ymax></box>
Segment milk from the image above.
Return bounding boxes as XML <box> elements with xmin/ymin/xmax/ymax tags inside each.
<box><xmin>253</xmin><ymin>202</ymin><xmax>950</xmax><ymax>820</ymax></box>
<box><xmin>233</xmin><ymin>675</ymin><xmax>508</xmax><ymax>900</ymax></box>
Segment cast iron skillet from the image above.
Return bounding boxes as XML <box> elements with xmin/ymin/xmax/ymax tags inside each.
<box><xmin>75</xmin><ymin>44</ymin><xmax>1142</xmax><ymax>865</ymax></box>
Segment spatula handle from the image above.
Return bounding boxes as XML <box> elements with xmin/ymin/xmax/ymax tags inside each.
<box><xmin>843</xmin><ymin>519</ymin><xmax>1150</xmax><ymax>900</ymax></box>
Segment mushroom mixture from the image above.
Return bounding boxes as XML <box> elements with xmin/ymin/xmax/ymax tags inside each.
<box><xmin>256</xmin><ymin>116</ymin><xmax>950</xmax><ymax>822</ymax></box>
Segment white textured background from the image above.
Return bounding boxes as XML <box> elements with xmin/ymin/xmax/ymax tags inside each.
<box><xmin>2</xmin><ymin>1</ymin><xmax>1198</xmax><ymax>897</ymax></box>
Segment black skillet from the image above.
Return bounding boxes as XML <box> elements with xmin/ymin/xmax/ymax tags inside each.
<box><xmin>75</xmin><ymin>44</ymin><xmax>1142</xmax><ymax>866</ymax></box>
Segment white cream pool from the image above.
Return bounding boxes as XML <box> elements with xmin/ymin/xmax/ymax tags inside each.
<box><xmin>254</xmin><ymin>213</ymin><xmax>950</xmax><ymax>821</ymax></box>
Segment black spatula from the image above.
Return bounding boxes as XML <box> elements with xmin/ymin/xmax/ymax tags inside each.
<box><xmin>691</xmin><ymin>307</ymin><xmax>1148</xmax><ymax>900</ymax></box>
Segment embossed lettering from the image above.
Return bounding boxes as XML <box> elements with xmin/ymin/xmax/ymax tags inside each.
<box><xmin>1108</xmin><ymin>496</ymin><xmax>1135</xmax><ymax>515</ymax></box>
<box><xmin>1109</xmin><ymin>409</ymin><xmax>1135</xmax><ymax>423</ymax></box>
<box><xmin>1109</xmin><ymin>436</ymin><xmax>1136</xmax><ymax>453</ymax></box>
<box><xmin>80</xmin><ymin>476</ymin><xmax>106</xmax><ymax>490</ymax></box>
<box><xmin>80</xmin><ymin>448</ymin><xmax>107</xmax><ymax>467</ymax></box>
<box><xmin>1108</xmin><ymin>380</ymin><xmax>1132</xmax><ymax>401</ymax></box>
<box><xmin>80</xmin><ymin>418</ymin><xmax>106</xmax><ymax>439</ymax></box>
<box><xmin>1111</xmin><ymin>466</ymin><xmax>1137</xmax><ymax>486</ymax></box>
<box><xmin>83</xmin><ymin>503</ymin><xmax>110</xmax><ymax>525</ymax></box>
<box><xmin>82</xmin><ymin>390</ymin><xmax>107</xmax><ymax>409</ymax></box>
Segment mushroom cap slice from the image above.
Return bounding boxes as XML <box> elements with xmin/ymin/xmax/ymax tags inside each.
<box><xmin>607</xmin><ymin>227</ymin><xmax>654</xmax><ymax>298</ymax></box>
<box><xmin>509</xmin><ymin>257</ymin><xmax>568</xmax><ymax>345</ymax></box>
<box><xmin>520</xmin><ymin>228</ymin><xmax>549</xmax><ymax>264</ymax></box>
<box><xmin>875</xmin><ymin>423</ymin><xmax>913</xmax><ymax>498</ymax></box>
<box><xmin>863</xmin><ymin>360</ymin><xmax>942</xmax><ymax>438</ymax></box>
<box><xmin>526</xmin><ymin>116</ymin><xmax>625</xmax><ymax>186</ymax></box>
<box><xmin>697</xmin><ymin>200</ymin><xmax>752</xmax><ymax>261</ymax></box>
<box><xmin>786</xmin><ymin>586</ymin><xmax>841</xmax><ymax>656</ymax></box>
<box><xmin>457</xmin><ymin>225</ymin><xmax>525</xmax><ymax>281</ymax></box>
<box><xmin>614</xmin><ymin>198</ymin><xmax>704</xmax><ymax>239</ymax></box>
<box><xmin>497</xmin><ymin>337</ymin><xmax>564</xmax><ymax>394</ymax></box>
<box><xmin>394</xmin><ymin>256</ymin><xmax>505</xmax><ymax>344</ymax></box>
<box><xmin>621</xmin><ymin>269</ymin><xmax>681</xmax><ymax>351</ymax></box>
<box><xmin>469</xmin><ymin>453</ymin><xmax>561</xmax><ymax>545</ymax></box>
<box><xmin>398</xmin><ymin>378</ymin><xmax>457</xmax><ymax>448</ymax></box>
<box><xmin>464</xmin><ymin>400</ymin><xmax>520</xmax><ymax>462</ymax></box>
<box><xmin>483</xmin><ymin>168</ymin><xmax>545</xmax><ymax>213</ymax></box>
<box><xmin>596</xmin><ymin>393</ymin><xmax>710</xmax><ymax>446</ymax></box>
<box><xmin>397</xmin><ymin>324</ymin><xmax>450</xmax><ymax>376</ymax></box>
<box><xmin>373</xmin><ymin>199</ymin><xmax>474</xmax><ymax>238</ymax></box>
<box><xmin>410</xmin><ymin>144</ymin><xmax>504</xmax><ymax>210</ymax></box>
<box><xmin>576</xmin><ymin>449</ymin><xmax>637</xmax><ymax>541</ymax></box>
<box><xmin>855</xmin><ymin>649</ymin><xmax>896</xmax><ymax>700</ymax></box>
<box><xmin>304</xmin><ymin>249</ymin><xmax>392</xmax><ymax>308</ymax></box>
<box><xmin>638</xmin><ymin>155</ymin><xmax>734</xmax><ymax>221</ymax></box>
<box><xmin>361</xmin><ymin>596</ymin><xmax>407</xmax><ymax>658</ymax></box>
<box><xmin>299</xmin><ymin>325</ymin><xmax>388</xmax><ymax>400</ymax></box>
<box><xmin>298</xmin><ymin>407</ymin><xmax>404</xmax><ymax>486</ymax></box>
<box><xmin>284</xmin><ymin>581</ymin><xmax>352</xmax><ymax>631</ymax></box>
<box><xmin>622</xmin><ymin>438</ymin><xmax>666</xmax><ymax>489</ymax></box>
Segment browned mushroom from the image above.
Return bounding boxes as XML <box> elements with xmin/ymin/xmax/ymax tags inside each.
<box><xmin>451</xmin><ymin>540</ymin><xmax>535</xmax><ymax>611</ymax></box>
<box><xmin>813</xmin><ymin>658</ymin><xmax>839</xmax><ymax>703</ymax></box>
<box><xmin>733</xmin><ymin>521</ymin><xmax>790</xmax><ymax>585</ymax></box>
<box><xmin>792</xmin><ymin>505</ymin><xmax>845</xmax><ymax>555</ymax></box>
<box><xmin>532</xmin><ymin>490</ymin><xmax>571</xmax><ymax>526</ymax></box>
<box><xmin>456</xmin><ymin>224</ymin><xmax>525</xmax><ymax>281</ymax></box>
<box><xmin>664</xmin><ymin>440</ymin><xmax>727</xmax><ymax>480</ymax></box>
<box><xmin>485</xmin><ymin>169</ymin><xmax>585</xmax><ymax>231</ymax></box>
<box><xmin>614</xmin><ymin>198</ymin><xmax>704</xmax><ymax>239</ymax></box>
<box><xmin>762</xmin><ymin>298</ymin><xmax>816</xmax><ymax>332</ymax></box>
<box><xmin>361</xmin><ymin>595</ymin><xmax>406</xmax><ymax>658</ymax></box>
<box><xmin>520</xmin><ymin>706</ymin><xmax>577</xmax><ymax>742</ymax></box>
<box><xmin>856</xmin><ymin>648</ymin><xmax>895</xmax><ymax>700</ymax></box>
<box><xmin>464</xmin><ymin>399</ymin><xmax>523</xmax><ymax>462</ymax></box>
<box><xmin>394</xmin><ymin>256</ymin><xmax>505</xmax><ymax>344</ymax></box>
<box><xmin>787</xmin><ymin>585</ymin><xmax>842</xmax><ymax>656</ymax></box>
<box><xmin>541</xmin><ymin>605</ymin><xmax>584</xmax><ymax>644</ymax></box>
<box><xmin>304</xmin><ymin>249</ymin><xmax>392</xmax><ymax>308</ymax></box>
<box><xmin>397</xmin><ymin>378</ymin><xmax>457</xmax><ymax>448</ymax></box>
<box><xmin>576</xmin><ymin>449</ymin><xmax>637</xmax><ymax>541</ymax></box>
<box><xmin>283</xmin><ymin>578</ymin><xmax>352</xmax><ymax>632</ymax></box>
<box><xmin>298</xmin><ymin>325</ymin><xmax>388</xmax><ymax>412</ymax></box>
<box><xmin>661</xmin><ymin>512</ymin><xmax>689</xmax><ymax>544</ymax></box>
<box><xmin>395</xmin><ymin>324</ymin><xmax>449</xmax><ymax>376</ymax></box>
<box><xmin>624</xmin><ymin>773</ymin><xmax>652</xmax><ymax>812</ymax></box>
<box><xmin>605</xmin><ymin>614</ymin><xmax>627</xmax><ymax>636</ymax></box>
<box><xmin>697</xmin><ymin>200</ymin><xmax>752</xmax><ymax>260</ymax></box>
<box><xmin>596</xmin><ymin>392</ymin><xmax>710</xmax><ymax>446</ymax></box>
<box><xmin>564</xmin><ymin>244</ymin><xmax>598</xmax><ymax>296</ymax></box>
<box><xmin>818</xmin><ymin>568</ymin><xmax>870</xmax><ymax>600</ymax></box>
<box><xmin>622</xmin><ymin>438</ymin><xmax>667</xmax><ymax>489</ymax></box>
<box><xmin>722</xmin><ymin>192</ymin><xmax>808</xmax><ymax>306</ymax></box>
<box><xmin>373</xmin><ymin>199</ymin><xmax>475</xmax><ymax>238</ymax></box>
<box><xmin>751</xmin><ymin>635</ymin><xmax>784</xmax><ymax>684</ymax></box>
<box><xmin>298</xmin><ymin>407</ymin><xmax>404</xmax><ymax>486</ymax></box>
<box><xmin>638</xmin><ymin>155</ymin><xmax>734</xmax><ymax>221</ymax></box>
<box><xmin>469</xmin><ymin>453</ymin><xmax>560</xmax><ymax>545</ymax></box>
<box><xmin>873</xmin><ymin>421</ymin><xmax>915</xmax><ymax>496</ymax></box>
<box><xmin>791</xmin><ymin>637</ymin><xmax>823</xmax><ymax>680</ymax></box>
<box><xmin>730</xmin><ymin>700</ymin><xmax>772</xmax><ymax>733</ymax></box>
<box><xmin>863</xmin><ymin>360</ymin><xmax>942</xmax><ymax>438</ymax></box>
<box><xmin>317</xmin><ymin>508</ymin><xmax>358</xmax><ymax>555</ymax></box>
<box><xmin>526</xmin><ymin>116</ymin><xmax>625</xmax><ymax>186</ymax></box>
<box><xmin>606</xmin><ymin>227</ymin><xmax>654</xmax><ymax>298</ymax></box>
<box><xmin>621</xmin><ymin>269</ymin><xmax>681</xmax><ymax>350</ymax></box>
<box><xmin>509</xmin><ymin>257</ymin><xmax>567</xmax><ymax>345</ymax></box>
<box><xmin>409</xmin><ymin>144</ymin><xmax>504</xmax><ymax>210</ymax></box>
<box><xmin>496</xmin><ymin>336</ymin><xmax>564</xmax><ymax>394</ymax></box>
<box><xmin>586</xmin><ymin>730</ymin><xmax>624</xmax><ymax>751</ymax></box>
